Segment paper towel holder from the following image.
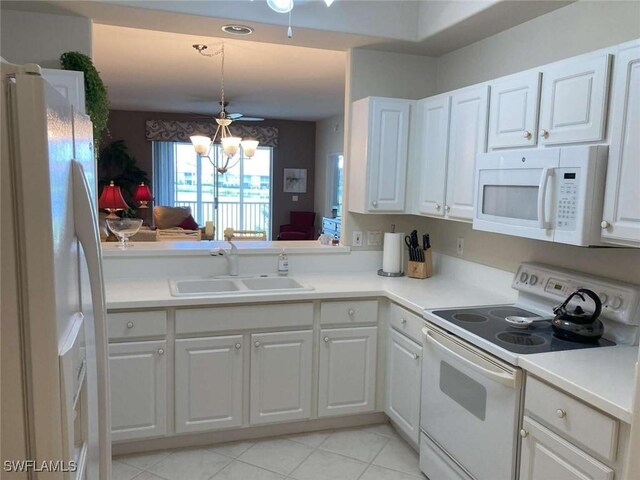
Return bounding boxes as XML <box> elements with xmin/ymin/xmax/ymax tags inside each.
<box><xmin>377</xmin><ymin>269</ymin><xmax>404</xmax><ymax>277</ymax></box>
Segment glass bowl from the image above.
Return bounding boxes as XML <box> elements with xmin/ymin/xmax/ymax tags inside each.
<box><xmin>106</xmin><ymin>218</ymin><xmax>143</xmax><ymax>249</ymax></box>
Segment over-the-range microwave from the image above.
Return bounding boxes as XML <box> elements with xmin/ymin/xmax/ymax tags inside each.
<box><xmin>473</xmin><ymin>145</ymin><xmax>608</xmax><ymax>246</ymax></box>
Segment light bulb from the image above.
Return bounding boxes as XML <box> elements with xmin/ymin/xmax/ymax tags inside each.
<box><xmin>221</xmin><ymin>137</ymin><xmax>241</xmax><ymax>156</ymax></box>
<box><xmin>241</xmin><ymin>140</ymin><xmax>259</xmax><ymax>158</ymax></box>
<box><xmin>267</xmin><ymin>0</ymin><xmax>293</xmax><ymax>13</ymax></box>
<box><xmin>190</xmin><ymin>135</ymin><xmax>211</xmax><ymax>155</ymax></box>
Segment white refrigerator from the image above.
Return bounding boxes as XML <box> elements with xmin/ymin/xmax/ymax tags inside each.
<box><xmin>1</xmin><ymin>61</ymin><xmax>111</xmax><ymax>478</ymax></box>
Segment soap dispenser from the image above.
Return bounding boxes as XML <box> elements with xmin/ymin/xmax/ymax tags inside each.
<box><xmin>278</xmin><ymin>249</ymin><xmax>289</xmax><ymax>276</ymax></box>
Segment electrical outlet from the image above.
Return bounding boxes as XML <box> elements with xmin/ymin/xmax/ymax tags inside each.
<box><xmin>457</xmin><ymin>237</ymin><xmax>464</xmax><ymax>256</ymax></box>
<box><xmin>367</xmin><ymin>231</ymin><xmax>382</xmax><ymax>246</ymax></box>
<box><xmin>353</xmin><ymin>231</ymin><xmax>363</xmax><ymax>247</ymax></box>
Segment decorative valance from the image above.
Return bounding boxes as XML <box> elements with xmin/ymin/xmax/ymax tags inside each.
<box><xmin>145</xmin><ymin>120</ymin><xmax>279</xmax><ymax>148</ymax></box>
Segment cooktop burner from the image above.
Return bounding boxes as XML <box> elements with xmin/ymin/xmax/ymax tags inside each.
<box><xmin>430</xmin><ymin>305</ymin><xmax>615</xmax><ymax>355</ymax></box>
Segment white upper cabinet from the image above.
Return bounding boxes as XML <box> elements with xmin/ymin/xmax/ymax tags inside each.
<box><xmin>250</xmin><ymin>330</ymin><xmax>313</xmax><ymax>425</ymax></box>
<box><xmin>42</xmin><ymin>68</ymin><xmax>86</xmax><ymax>115</ymax></box>
<box><xmin>175</xmin><ymin>335</ymin><xmax>244</xmax><ymax>433</ymax></box>
<box><xmin>602</xmin><ymin>42</ymin><xmax>640</xmax><ymax>247</ymax></box>
<box><xmin>538</xmin><ymin>53</ymin><xmax>612</xmax><ymax>145</ymax></box>
<box><xmin>488</xmin><ymin>71</ymin><xmax>541</xmax><ymax>149</ymax></box>
<box><xmin>445</xmin><ymin>85</ymin><xmax>489</xmax><ymax>221</ymax></box>
<box><xmin>348</xmin><ymin>97</ymin><xmax>412</xmax><ymax>213</ymax></box>
<box><xmin>417</xmin><ymin>95</ymin><xmax>451</xmax><ymax>216</ymax></box>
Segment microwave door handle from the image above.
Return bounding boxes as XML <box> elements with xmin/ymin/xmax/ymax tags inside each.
<box><xmin>423</xmin><ymin>328</ymin><xmax>517</xmax><ymax>388</ymax></box>
<box><xmin>537</xmin><ymin>168</ymin><xmax>554</xmax><ymax>229</ymax></box>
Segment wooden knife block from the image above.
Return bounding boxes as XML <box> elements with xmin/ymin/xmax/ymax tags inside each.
<box><xmin>407</xmin><ymin>249</ymin><xmax>433</xmax><ymax>279</ymax></box>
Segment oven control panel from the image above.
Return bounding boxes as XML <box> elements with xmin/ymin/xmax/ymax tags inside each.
<box><xmin>512</xmin><ymin>263</ymin><xmax>640</xmax><ymax>326</ymax></box>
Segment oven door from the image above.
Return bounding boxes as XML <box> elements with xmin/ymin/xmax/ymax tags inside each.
<box><xmin>421</xmin><ymin>325</ymin><xmax>522</xmax><ymax>480</ymax></box>
<box><xmin>474</xmin><ymin>149</ymin><xmax>560</xmax><ymax>241</ymax></box>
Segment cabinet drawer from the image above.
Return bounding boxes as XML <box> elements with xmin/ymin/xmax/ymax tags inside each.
<box><xmin>176</xmin><ymin>303</ymin><xmax>313</xmax><ymax>334</ymax></box>
<box><xmin>320</xmin><ymin>300</ymin><xmax>378</xmax><ymax>326</ymax></box>
<box><xmin>525</xmin><ymin>376</ymin><xmax>618</xmax><ymax>462</ymax></box>
<box><xmin>108</xmin><ymin>311</ymin><xmax>167</xmax><ymax>341</ymax></box>
<box><xmin>389</xmin><ymin>303</ymin><xmax>424</xmax><ymax>344</ymax></box>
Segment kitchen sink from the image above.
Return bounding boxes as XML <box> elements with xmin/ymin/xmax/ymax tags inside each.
<box><xmin>241</xmin><ymin>277</ymin><xmax>307</xmax><ymax>291</ymax></box>
<box><xmin>170</xmin><ymin>279</ymin><xmax>240</xmax><ymax>296</ymax></box>
<box><xmin>169</xmin><ymin>275</ymin><xmax>313</xmax><ymax>296</ymax></box>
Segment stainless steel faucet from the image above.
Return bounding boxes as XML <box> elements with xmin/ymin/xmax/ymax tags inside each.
<box><xmin>210</xmin><ymin>241</ymin><xmax>239</xmax><ymax>276</ymax></box>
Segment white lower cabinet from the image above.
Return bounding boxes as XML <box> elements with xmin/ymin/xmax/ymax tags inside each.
<box><xmin>250</xmin><ymin>330</ymin><xmax>313</xmax><ymax>425</ymax></box>
<box><xmin>385</xmin><ymin>328</ymin><xmax>421</xmax><ymax>445</ymax></box>
<box><xmin>175</xmin><ymin>335</ymin><xmax>244</xmax><ymax>433</ymax></box>
<box><xmin>318</xmin><ymin>326</ymin><xmax>378</xmax><ymax>417</ymax></box>
<box><xmin>109</xmin><ymin>340</ymin><xmax>167</xmax><ymax>441</ymax></box>
<box><xmin>519</xmin><ymin>416</ymin><xmax>614</xmax><ymax>480</ymax></box>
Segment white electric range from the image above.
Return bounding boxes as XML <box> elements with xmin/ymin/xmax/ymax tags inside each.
<box><xmin>419</xmin><ymin>263</ymin><xmax>640</xmax><ymax>480</ymax></box>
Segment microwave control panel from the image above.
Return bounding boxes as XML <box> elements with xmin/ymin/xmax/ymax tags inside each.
<box><xmin>555</xmin><ymin>169</ymin><xmax>580</xmax><ymax>230</ymax></box>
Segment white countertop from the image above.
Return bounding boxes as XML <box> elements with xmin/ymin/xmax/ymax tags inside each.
<box><xmin>105</xmin><ymin>258</ymin><xmax>638</xmax><ymax>424</ymax></box>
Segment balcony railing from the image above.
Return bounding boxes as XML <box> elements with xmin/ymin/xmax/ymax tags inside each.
<box><xmin>175</xmin><ymin>200</ymin><xmax>271</xmax><ymax>240</ymax></box>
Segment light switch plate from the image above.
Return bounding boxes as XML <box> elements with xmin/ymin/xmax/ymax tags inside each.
<box><xmin>292</xmin><ymin>195</ymin><xmax>298</xmax><ymax>202</ymax></box>
<box><xmin>353</xmin><ymin>231</ymin><xmax>363</xmax><ymax>247</ymax></box>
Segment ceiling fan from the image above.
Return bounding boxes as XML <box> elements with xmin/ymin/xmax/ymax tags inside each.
<box><xmin>190</xmin><ymin>101</ymin><xmax>265</xmax><ymax>123</ymax></box>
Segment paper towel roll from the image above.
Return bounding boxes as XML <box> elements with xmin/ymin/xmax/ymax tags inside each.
<box><xmin>382</xmin><ymin>232</ymin><xmax>404</xmax><ymax>274</ymax></box>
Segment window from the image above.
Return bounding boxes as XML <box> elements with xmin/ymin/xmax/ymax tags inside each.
<box><xmin>153</xmin><ymin>142</ymin><xmax>272</xmax><ymax>239</ymax></box>
<box><xmin>326</xmin><ymin>153</ymin><xmax>344</xmax><ymax>217</ymax></box>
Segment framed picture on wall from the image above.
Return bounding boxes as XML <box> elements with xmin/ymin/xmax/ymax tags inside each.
<box><xmin>284</xmin><ymin>168</ymin><xmax>307</xmax><ymax>193</ymax></box>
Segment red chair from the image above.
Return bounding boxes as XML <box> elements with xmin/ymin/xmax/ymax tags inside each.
<box><xmin>278</xmin><ymin>211</ymin><xmax>316</xmax><ymax>240</ymax></box>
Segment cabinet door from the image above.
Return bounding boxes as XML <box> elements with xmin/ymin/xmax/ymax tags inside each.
<box><xmin>488</xmin><ymin>72</ymin><xmax>541</xmax><ymax>149</ymax></box>
<box><xmin>385</xmin><ymin>329</ymin><xmax>422</xmax><ymax>445</ymax></box>
<box><xmin>539</xmin><ymin>54</ymin><xmax>611</xmax><ymax>145</ymax></box>
<box><xmin>175</xmin><ymin>335</ymin><xmax>243</xmax><ymax>433</ymax></box>
<box><xmin>417</xmin><ymin>95</ymin><xmax>450</xmax><ymax>216</ymax></box>
<box><xmin>446</xmin><ymin>85</ymin><xmax>489</xmax><ymax>221</ymax></box>
<box><xmin>602</xmin><ymin>42</ymin><xmax>640</xmax><ymax>247</ymax></box>
<box><xmin>520</xmin><ymin>417</ymin><xmax>614</xmax><ymax>480</ymax></box>
<box><xmin>250</xmin><ymin>330</ymin><xmax>313</xmax><ymax>425</ymax></box>
<box><xmin>318</xmin><ymin>326</ymin><xmax>377</xmax><ymax>417</ymax></box>
<box><xmin>367</xmin><ymin>98</ymin><xmax>411</xmax><ymax>212</ymax></box>
<box><xmin>109</xmin><ymin>341</ymin><xmax>166</xmax><ymax>441</ymax></box>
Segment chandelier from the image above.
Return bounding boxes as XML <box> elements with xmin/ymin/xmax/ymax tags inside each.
<box><xmin>190</xmin><ymin>43</ymin><xmax>259</xmax><ymax>174</ymax></box>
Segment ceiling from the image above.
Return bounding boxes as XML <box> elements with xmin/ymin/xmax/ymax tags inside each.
<box><xmin>2</xmin><ymin>1</ymin><xmax>573</xmax><ymax>121</ymax></box>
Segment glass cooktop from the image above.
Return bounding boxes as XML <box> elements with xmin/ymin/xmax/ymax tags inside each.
<box><xmin>431</xmin><ymin>306</ymin><xmax>615</xmax><ymax>355</ymax></box>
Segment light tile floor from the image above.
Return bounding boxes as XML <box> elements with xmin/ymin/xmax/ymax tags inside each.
<box><xmin>113</xmin><ymin>423</ymin><xmax>426</xmax><ymax>480</ymax></box>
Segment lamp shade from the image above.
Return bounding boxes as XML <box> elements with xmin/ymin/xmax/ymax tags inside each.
<box><xmin>98</xmin><ymin>181</ymin><xmax>129</xmax><ymax>210</ymax></box>
<box><xmin>190</xmin><ymin>135</ymin><xmax>211</xmax><ymax>155</ymax></box>
<box><xmin>133</xmin><ymin>182</ymin><xmax>154</xmax><ymax>202</ymax></box>
<box><xmin>241</xmin><ymin>140</ymin><xmax>259</xmax><ymax>158</ymax></box>
<box><xmin>221</xmin><ymin>136</ymin><xmax>241</xmax><ymax>156</ymax></box>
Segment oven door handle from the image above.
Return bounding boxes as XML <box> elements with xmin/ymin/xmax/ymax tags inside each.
<box><xmin>537</xmin><ymin>167</ymin><xmax>554</xmax><ymax>230</ymax></box>
<box><xmin>423</xmin><ymin>328</ymin><xmax>517</xmax><ymax>389</ymax></box>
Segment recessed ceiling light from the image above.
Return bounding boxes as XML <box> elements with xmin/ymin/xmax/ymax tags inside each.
<box><xmin>221</xmin><ymin>24</ymin><xmax>254</xmax><ymax>36</ymax></box>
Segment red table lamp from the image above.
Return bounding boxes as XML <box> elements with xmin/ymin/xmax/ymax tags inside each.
<box><xmin>133</xmin><ymin>182</ymin><xmax>154</xmax><ymax>208</ymax></box>
<box><xmin>98</xmin><ymin>181</ymin><xmax>129</xmax><ymax>218</ymax></box>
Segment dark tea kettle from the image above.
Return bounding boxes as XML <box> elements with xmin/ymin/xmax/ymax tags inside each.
<box><xmin>552</xmin><ymin>288</ymin><xmax>603</xmax><ymax>342</ymax></box>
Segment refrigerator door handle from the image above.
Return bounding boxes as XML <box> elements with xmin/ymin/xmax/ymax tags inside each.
<box><xmin>71</xmin><ymin>159</ymin><xmax>111</xmax><ymax>480</ymax></box>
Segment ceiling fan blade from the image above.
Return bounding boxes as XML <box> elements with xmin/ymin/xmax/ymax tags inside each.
<box><xmin>227</xmin><ymin>112</ymin><xmax>244</xmax><ymax>120</ymax></box>
<box><xmin>236</xmin><ymin>117</ymin><xmax>265</xmax><ymax>122</ymax></box>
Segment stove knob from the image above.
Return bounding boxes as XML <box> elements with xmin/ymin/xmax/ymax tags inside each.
<box><xmin>611</xmin><ymin>296</ymin><xmax>624</xmax><ymax>310</ymax></box>
<box><xmin>598</xmin><ymin>293</ymin><xmax>608</xmax><ymax>305</ymax></box>
<box><xmin>529</xmin><ymin>275</ymin><xmax>538</xmax><ymax>286</ymax></box>
<box><xmin>519</xmin><ymin>272</ymin><xmax>529</xmax><ymax>283</ymax></box>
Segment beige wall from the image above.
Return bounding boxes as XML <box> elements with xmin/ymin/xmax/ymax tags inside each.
<box><xmin>0</xmin><ymin>9</ymin><xmax>92</xmax><ymax>68</ymax></box>
<box><xmin>314</xmin><ymin>114</ymin><xmax>344</xmax><ymax>222</ymax></box>
<box><xmin>105</xmin><ymin>110</ymin><xmax>316</xmax><ymax>236</ymax></box>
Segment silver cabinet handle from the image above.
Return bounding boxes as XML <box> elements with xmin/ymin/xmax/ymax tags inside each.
<box><xmin>444</xmin><ymin>205</ymin><xmax>450</xmax><ymax>212</ymax></box>
<box><xmin>435</xmin><ymin>203</ymin><xmax>441</xmax><ymax>211</ymax></box>
<box><xmin>556</xmin><ymin>409</ymin><xmax>567</xmax><ymax>419</ymax></box>
<box><xmin>412</xmin><ymin>353</ymin><xmax>419</xmax><ymax>360</ymax></box>
<box><xmin>235</xmin><ymin>343</ymin><xmax>242</xmax><ymax>349</ymax></box>
<box><xmin>126</xmin><ymin>321</ymin><xmax>134</xmax><ymax>329</ymax></box>
<box><xmin>157</xmin><ymin>348</ymin><xmax>164</xmax><ymax>355</ymax></box>
<box><xmin>371</xmin><ymin>200</ymin><xmax>378</xmax><ymax>207</ymax></box>
<box><xmin>401</xmin><ymin>318</ymin><xmax>407</xmax><ymax>324</ymax></box>
<box><xmin>601</xmin><ymin>220</ymin><xmax>610</xmax><ymax>229</ymax></box>
<box><xmin>523</xmin><ymin>130</ymin><xmax>532</xmax><ymax>139</ymax></box>
<box><xmin>348</xmin><ymin>308</ymin><xmax>355</xmax><ymax>316</ymax></box>
<box><xmin>520</xmin><ymin>429</ymin><xmax>529</xmax><ymax>438</ymax></box>
<box><xmin>324</xmin><ymin>336</ymin><xmax>330</xmax><ymax>342</ymax></box>
<box><xmin>254</xmin><ymin>341</ymin><xmax>261</xmax><ymax>347</ymax></box>
<box><xmin>540</xmin><ymin>129</ymin><xmax>549</xmax><ymax>138</ymax></box>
